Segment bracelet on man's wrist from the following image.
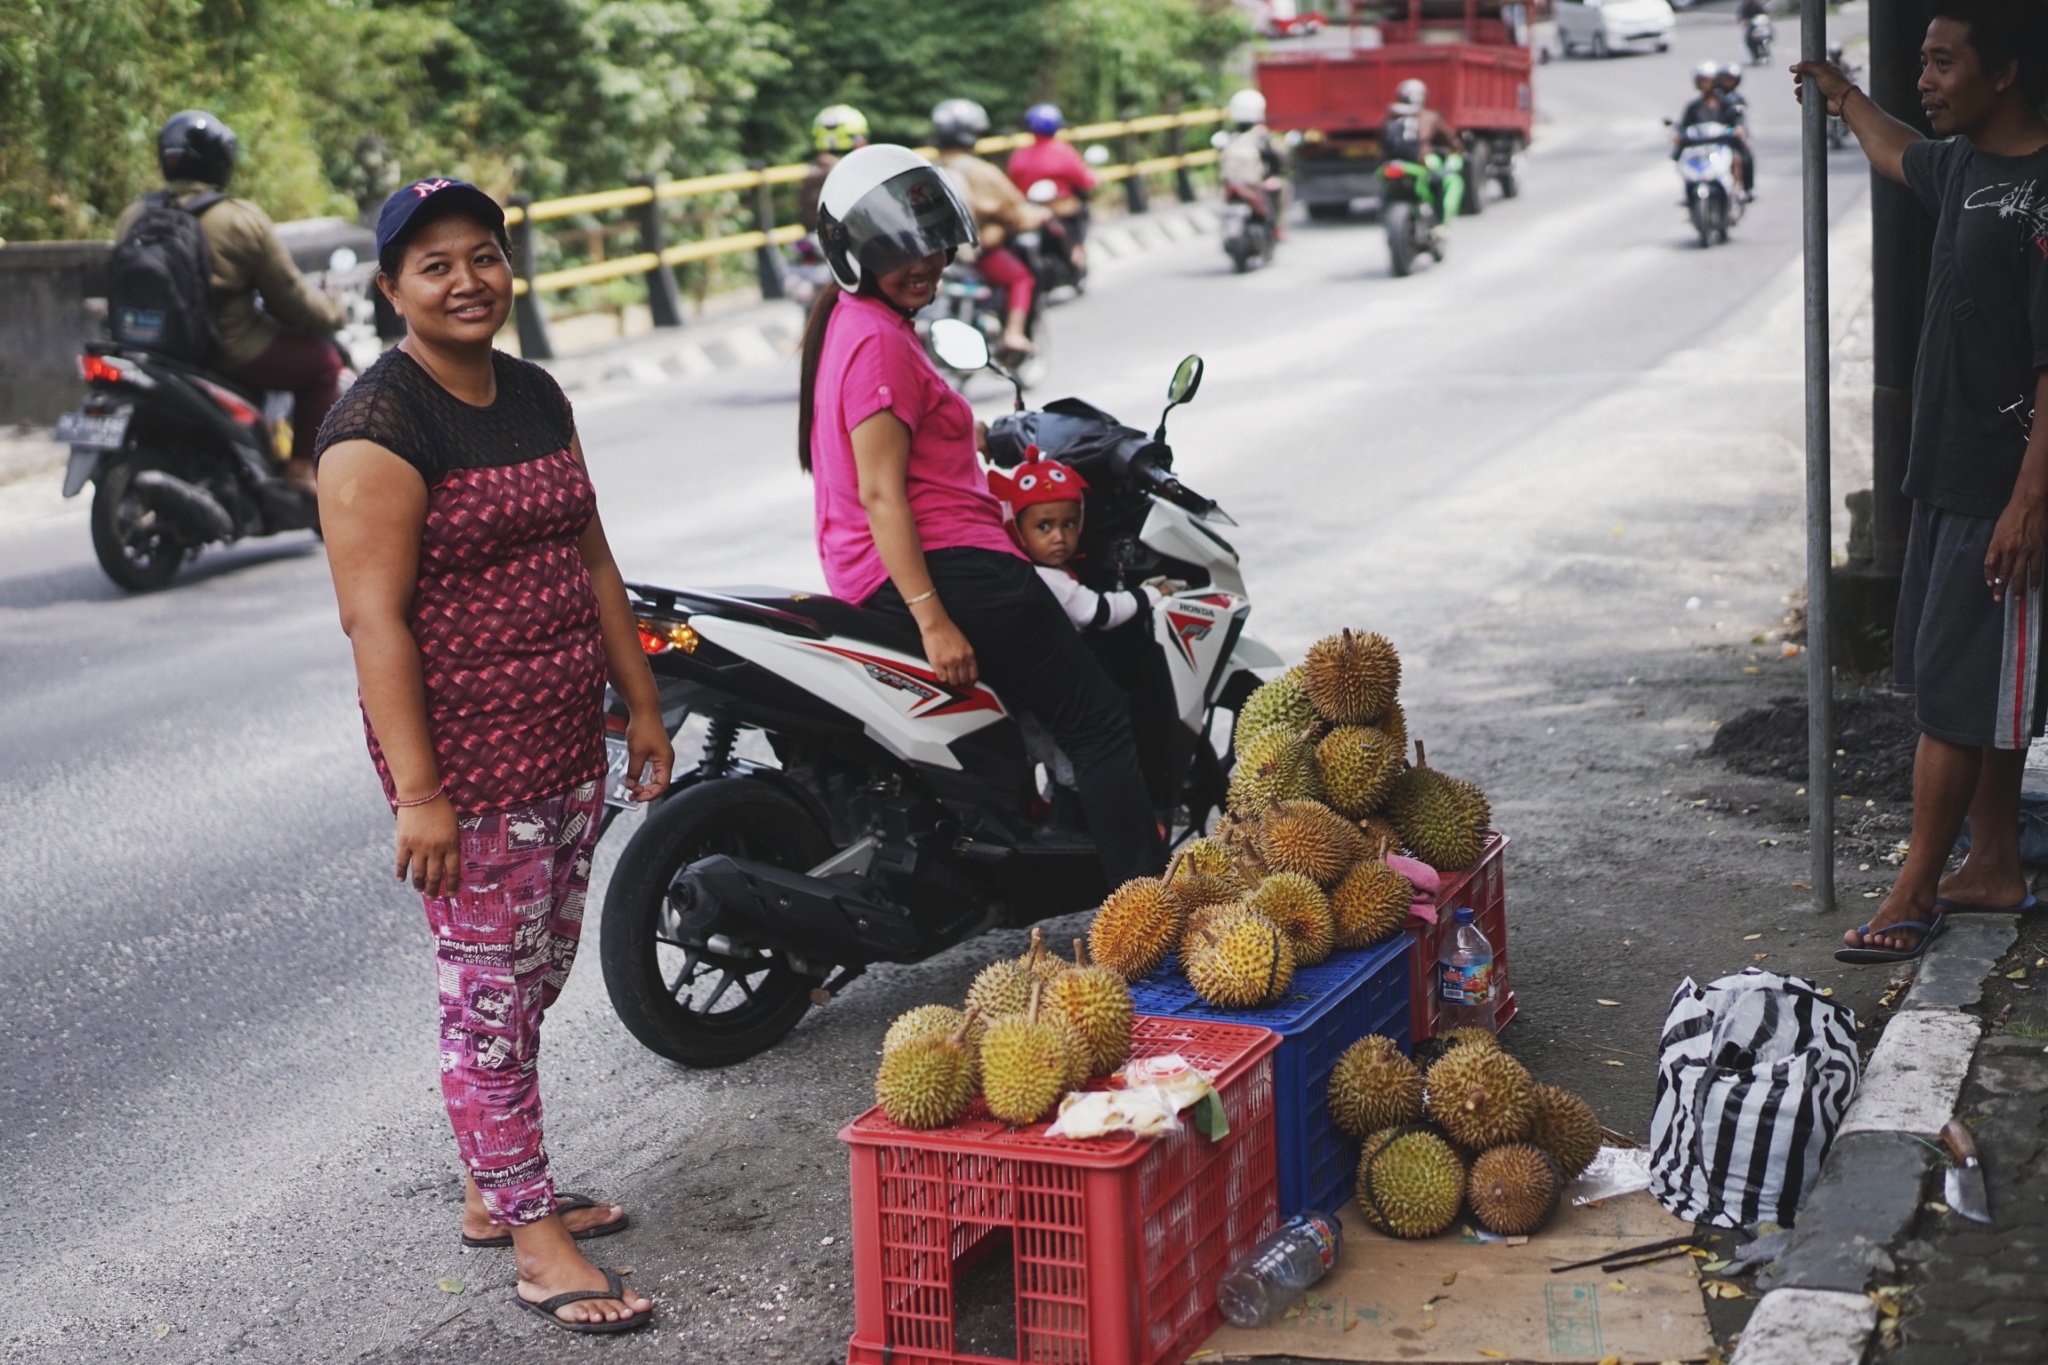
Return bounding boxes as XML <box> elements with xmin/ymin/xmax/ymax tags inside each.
<box><xmin>394</xmin><ymin>782</ymin><xmax>446</xmax><ymax>809</ymax></box>
<box><xmin>903</xmin><ymin>588</ymin><xmax>938</xmax><ymax>609</ymax></box>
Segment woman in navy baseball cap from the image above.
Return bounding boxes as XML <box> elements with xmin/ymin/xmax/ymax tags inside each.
<box><xmin>312</xmin><ymin>179</ymin><xmax>670</xmax><ymax>1335</ymax></box>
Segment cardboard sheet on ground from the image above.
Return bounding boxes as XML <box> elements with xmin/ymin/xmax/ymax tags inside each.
<box><xmin>1196</xmin><ymin>1192</ymin><xmax>1714</xmax><ymax>1364</ymax></box>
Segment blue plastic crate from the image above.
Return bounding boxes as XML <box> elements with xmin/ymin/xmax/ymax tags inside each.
<box><xmin>1129</xmin><ymin>931</ymin><xmax>1413</xmax><ymax>1220</ymax></box>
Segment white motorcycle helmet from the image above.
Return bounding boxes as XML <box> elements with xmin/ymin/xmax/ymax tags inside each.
<box><xmin>1693</xmin><ymin>60</ymin><xmax>1719</xmax><ymax>87</ymax></box>
<box><xmin>815</xmin><ymin>144</ymin><xmax>978</xmax><ymax>291</ymax></box>
<box><xmin>1396</xmin><ymin>79</ymin><xmax>1428</xmax><ymax>110</ymax></box>
<box><xmin>1227</xmin><ymin>88</ymin><xmax>1268</xmax><ymax>128</ymax></box>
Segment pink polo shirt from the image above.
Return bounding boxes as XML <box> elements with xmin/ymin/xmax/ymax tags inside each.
<box><xmin>810</xmin><ymin>292</ymin><xmax>1022</xmax><ymax>603</ymax></box>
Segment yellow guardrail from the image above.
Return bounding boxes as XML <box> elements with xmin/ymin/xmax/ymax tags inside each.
<box><xmin>499</xmin><ymin>107</ymin><xmax>1226</xmax><ymax>354</ymax></box>
<box><xmin>505</xmin><ymin>106</ymin><xmax>1223</xmax><ymax>276</ymax></box>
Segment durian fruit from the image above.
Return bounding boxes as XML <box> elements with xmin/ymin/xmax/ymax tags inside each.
<box><xmin>1184</xmin><ymin>906</ymin><xmax>1296</xmax><ymax>1008</ymax></box>
<box><xmin>875</xmin><ymin>1011</ymin><xmax>979</xmax><ymax>1129</ymax></box>
<box><xmin>1437</xmin><ymin>1026</ymin><xmax>1502</xmax><ymax>1054</ymax></box>
<box><xmin>1328</xmin><ymin>854</ymin><xmax>1413</xmax><ymax>950</ymax></box>
<box><xmin>1087</xmin><ymin>877</ymin><xmax>1186</xmax><ymax>981</ymax></box>
<box><xmin>1244</xmin><ymin>872</ymin><xmax>1335</xmax><ymax>967</ymax></box>
<box><xmin>1227</xmin><ymin>726</ymin><xmax>1323</xmax><ymax>817</ymax></box>
<box><xmin>1051</xmin><ymin>1012</ymin><xmax>1094</xmax><ymax>1090</ymax></box>
<box><xmin>1380</xmin><ymin>702</ymin><xmax>1408</xmax><ymax>757</ymax></box>
<box><xmin>1526</xmin><ymin>1084</ymin><xmax>1602</xmax><ymax>1181</ymax></box>
<box><xmin>1314</xmin><ymin>725</ymin><xmax>1405</xmax><ymax>818</ymax></box>
<box><xmin>1180</xmin><ymin>900</ymin><xmax>1248</xmax><ymax>960</ymax></box>
<box><xmin>1302</xmin><ymin>629</ymin><xmax>1401</xmax><ymax>727</ymax></box>
<box><xmin>1235</xmin><ymin>668</ymin><xmax>1319</xmax><ymax>747</ymax></box>
<box><xmin>1425</xmin><ymin>1045</ymin><xmax>1535</xmax><ymax>1151</ymax></box>
<box><xmin>1327</xmin><ymin>1035</ymin><xmax>1424</xmax><ymax>1139</ymax></box>
<box><xmin>1357</xmin><ymin>814</ymin><xmax>1403</xmax><ymax>858</ymax></box>
<box><xmin>1018</xmin><ymin>927</ymin><xmax>1069</xmax><ymax>986</ymax></box>
<box><xmin>980</xmin><ymin>985</ymin><xmax>1072</xmax><ymax>1125</ymax></box>
<box><xmin>1389</xmin><ymin>741</ymin><xmax>1491</xmax><ymax>872</ymax></box>
<box><xmin>1258</xmin><ymin>799</ymin><xmax>1367</xmax><ymax>886</ymax></box>
<box><xmin>965</xmin><ymin>955</ymin><xmax>1034</xmax><ymax>1023</ymax></box>
<box><xmin>1356</xmin><ymin>1127</ymin><xmax>1466</xmax><ymax>1239</ymax></box>
<box><xmin>883</xmin><ymin>1004</ymin><xmax>968</xmax><ymax>1057</ymax></box>
<box><xmin>1171</xmin><ymin>836</ymin><xmax>1239</xmax><ymax>884</ymax></box>
<box><xmin>1047</xmin><ymin>940</ymin><xmax>1135</xmax><ymax>1076</ymax></box>
<box><xmin>1466</xmin><ymin>1144</ymin><xmax>1562</xmax><ymax>1236</ymax></box>
<box><xmin>1212</xmin><ymin>813</ymin><xmax>1272</xmax><ymax>884</ymax></box>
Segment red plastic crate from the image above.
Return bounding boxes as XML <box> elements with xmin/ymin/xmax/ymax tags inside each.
<box><xmin>1406</xmin><ymin>831</ymin><xmax>1517</xmax><ymax>1042</ymax></box>
<box><xmin>842</xmin><ymin>1017</ymin><xmax>1280</xmax><ymax>1365</ymax></box>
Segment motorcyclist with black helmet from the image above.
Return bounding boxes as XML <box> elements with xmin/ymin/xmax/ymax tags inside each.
<box><xmin>932</xmin><ymin>98</ymin><xmax>1051</xmax><ymax>356</ymax></box>
<box><xmin>114</xmin><ymin>111</ymin><xmax>346</xmax><ymax>490</ymax></box>
<box><xmin>795</xmin><ymin>145</ymin><xmax>1166</xmax><ymax>884</ymax></box>
<box><xmin>1714</xmin><ymin>62</ymin><xmax>1757</xmax><ymax>198</ymax></box>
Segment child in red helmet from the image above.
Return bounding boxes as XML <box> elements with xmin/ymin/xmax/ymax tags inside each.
<box><xmin>988</xmin><ymin>456</ymin><xmax>1181</xmax><ymax>629</ymax></box>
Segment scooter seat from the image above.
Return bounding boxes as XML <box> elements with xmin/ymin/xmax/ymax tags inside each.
<box><xmin>86</xmin><ymin>340</ymin><xmax>267</xmax><ymax>408</ymax></box>
<box><xmin>655</xmin><ymin>587</ymin><xmax>925</xmax><ymax>657</ymax></box>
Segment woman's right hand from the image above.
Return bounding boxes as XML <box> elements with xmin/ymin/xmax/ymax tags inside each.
<box><xmin>920</xmin><ymin>616</ymin><xmax>978</xmax><ymax>688</ymax></box>
<box><xmin>397</xmin><ymin>796</ymin><xmax>462</xmax><ymax>898</ymax></box>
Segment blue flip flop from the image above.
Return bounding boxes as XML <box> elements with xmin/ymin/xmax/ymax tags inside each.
<box><xmin>1934</xmin><ymin>893</ymin><xmax>2038</xmax><ymax>916</ymax></box>
<box><xmin>1835</xmin><ymin>913</ymin><xmax>1947</xmax><ymax>964</ymax></box>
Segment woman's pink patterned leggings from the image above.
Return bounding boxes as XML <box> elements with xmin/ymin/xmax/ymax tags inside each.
<box><xmin>420</xmin><ymin>779</ymin><xmax>604</xmax><ymax>1227</ymax></box>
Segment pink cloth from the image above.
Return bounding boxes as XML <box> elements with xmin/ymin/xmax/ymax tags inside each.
<box><xmin>810</xmin><ymin>292</ymin><xmax>1021</xmax><ymax>602</ymax></box>
<box><xmin>976</xmin><ymin>244</ymin><xmax>1035</xmax><ymax>318</ymax></box>
<box><xmin>1007</xmin><ymin>138</ymin><xmax>1098</xmax><ymax>199</ymax></box>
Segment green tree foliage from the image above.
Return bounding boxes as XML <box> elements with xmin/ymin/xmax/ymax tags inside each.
<box><xmin>0</xmin><ymin>0</ymin><xmax>1240</xmax><ymax>242</ymax></box>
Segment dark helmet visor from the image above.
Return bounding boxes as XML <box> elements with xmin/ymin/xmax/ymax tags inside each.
<box><xmin>842</xmin><ymin>168</ymin><xmax>978</xmax><ymax>280</ymax></box>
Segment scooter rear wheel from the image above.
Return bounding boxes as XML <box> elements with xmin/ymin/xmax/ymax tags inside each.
<box><xmin>90</xmin><ymin>455</ymin><xmax>187</xmax><ymax>592</ymax></box>
<box><xmin>601</xmin><ymin>777</ymin><xmax>833</xmax><ymax>1067</ymax></box>
<box><xmin>1386</xmin><ymin>202</ymin><xmax>1418</xmax><ymax>277</ymax></box>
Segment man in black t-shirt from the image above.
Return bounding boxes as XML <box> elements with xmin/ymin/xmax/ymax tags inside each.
<box><xmin>1796</xmin><ymin>0</ymin><xmax>2048</xmax><ymax>962</ymax></box>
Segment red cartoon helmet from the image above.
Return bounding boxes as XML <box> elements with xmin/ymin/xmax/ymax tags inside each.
<box><xmin>987</xmin><ymin>456</ymin><xmax>1089</xmax><ymax>521</ymax></box>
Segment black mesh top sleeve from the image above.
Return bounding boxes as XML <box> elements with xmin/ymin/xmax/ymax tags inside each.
<box><xmin>312</xmin><ymin>348</ymin><xmax>576</xmax><ymax>483</ymax></box>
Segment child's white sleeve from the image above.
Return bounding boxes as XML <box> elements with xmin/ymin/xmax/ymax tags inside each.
<box><xmin>1036</xmin><ymin>566</ymin><xmax>1159</xmax><ymax>631</ymax></box>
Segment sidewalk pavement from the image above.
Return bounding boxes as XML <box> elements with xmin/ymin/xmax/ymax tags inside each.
<box><xmin>1730</xmin><ymin>903</ymin><xmax>2045</xmax><ymax>1364</ymax></box>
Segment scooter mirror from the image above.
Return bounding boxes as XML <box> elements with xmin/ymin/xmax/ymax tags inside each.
<box><xmin>1167</xmin><ymin>355</ymin><xmax>1204</xmax><ymax>406</ymax></box>
<box><xmin>1083</xmin><ymin>144</ymin><xmax>1112</xmax><ymax>167</ymax></box>
<box><xmin>928</xmin><ymin>318</ymin><xmax>991</xmax><ymax>373</ymax></box>
<box><xmin>1026</xmin><ymin>178</ymin><xmax>1060</xmax><ymax>204</ymax></box>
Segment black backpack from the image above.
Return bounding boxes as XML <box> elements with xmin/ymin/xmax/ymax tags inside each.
<box><xmin>107</xmin><ymin>189</ymin><xmax>227</xmax><ymax>364</ymax></box>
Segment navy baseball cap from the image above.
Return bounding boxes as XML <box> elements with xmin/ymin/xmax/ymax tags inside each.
<box><xmin>375</xmin><ymin>178</ymin><xmax>506</xmax><ymax>262</ymax></box>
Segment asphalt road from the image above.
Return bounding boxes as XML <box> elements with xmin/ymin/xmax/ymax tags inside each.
<box><xmin>1</xmin><ymin>7</ymin><xmax>1890</xmax><ymax>1361</ymax></box>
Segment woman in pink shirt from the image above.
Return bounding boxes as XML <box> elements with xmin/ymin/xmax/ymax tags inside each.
<box><xmin>798</xmin><ymin>145</ymin><xmax>1164</xmax><ymax>884</ymax></box>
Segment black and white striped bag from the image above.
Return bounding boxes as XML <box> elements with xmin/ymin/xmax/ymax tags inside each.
<box><xmin>1648</xmin><ymin>968</ymin><xmax>1860</xmax><ymax>1228</ymax></box>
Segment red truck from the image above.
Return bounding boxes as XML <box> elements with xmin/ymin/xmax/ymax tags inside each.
<box><xmin>1257</xmin><ymin>0</ymin><xmax>1535</xmax><ymax>219</ymax></box>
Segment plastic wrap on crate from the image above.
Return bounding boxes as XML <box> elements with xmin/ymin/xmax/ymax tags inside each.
<box><xmin>1128</xmin><ymin>933</ymin><xmax>1411</xmax><ymax>1220</ymax></box>
<box><xmin>1406</xmin><ymin>830</ymin><xmax>1515</xmax><ymax>1042</ymax></box>
<box><xmin>841</xmin><ymin>1017</ymin><xmax>1279</xmax><ymax>1365</ymax></box>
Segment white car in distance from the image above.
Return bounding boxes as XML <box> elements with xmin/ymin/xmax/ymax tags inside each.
<box><xmin>1555</xmin><ymin>0</ymin><xmax>1676</xmax><ymax>58</ymax></box>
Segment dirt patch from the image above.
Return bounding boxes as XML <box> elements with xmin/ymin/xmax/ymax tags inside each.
<box><xmin>1708</xmin><ymin>689</ymin><xmax>1919</xmax><ymax>802</ymax></box>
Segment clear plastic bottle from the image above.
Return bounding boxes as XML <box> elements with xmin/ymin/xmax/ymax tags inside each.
<box><xmin>1437</xmin><ymin>906</ymin><xmax>1498</xmax><ymax>1034</ymax></box>
<box><xmin>1215</xmin><ymin>1210</ymin><xmax>1343</xmax><ymax>1327</ymax></box>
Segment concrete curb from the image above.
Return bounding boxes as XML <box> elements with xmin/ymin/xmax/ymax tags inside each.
<box><xmin>537</xmin><ymin>200</ymin><xmax>1220</xmax><ymax>398</ymax></box>
<box><xmin>1733</xmin><ymin>914</ymin><xmax>2021</xmax><ymax>1364</ymax></box>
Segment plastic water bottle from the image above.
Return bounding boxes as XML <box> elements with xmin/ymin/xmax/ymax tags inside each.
<box><xmin>1438</xmin><ymin>906</ymin><xmax>1498</xmax><ymax>1034</ymax></box>
<box><xmin>1215</xmin><ymin>1211</ymin><xmax>1343</xmax><ymax>1327</ymax></box>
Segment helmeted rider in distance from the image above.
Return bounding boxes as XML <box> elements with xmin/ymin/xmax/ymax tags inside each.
<box><xmin>932</xmin><ymin>98</ymin><xmax>1051</xmax><ymax>356</ymax></box>
<box><xmin>1383</xmin><ymin>78</ymin><xmax>1467</xmax><ymax>220</ymax></box>
<box><xmin>1006</xmin><ymin>102</ymin><xmax>1099</xmax><ymax>269</ymax></box>
<box><xmin>799</xmin><ymin>144</ymin><xmax>1167</xmax><ymax>883</ymax></box>
<box><xmin>1217</xmin><ymin>88</ymin><xmax>1290</xmax><ymax>237</ymax></box>
<box><xmin>1714</xmin><ymin>61</ymin><xmax>1758</xmax><ymax>198</ymax></box>
<box><xmin>1673</xmin><ymin>61</ymin><xmax>1753</xmax><ymax>200</ymax></box>
<box><xmin>801</xmin><ymin>103</ymin><xmax>869</xmax><ymax>234</ymax></box>
<box><xmin>114</xmin><ymin>111</ymin><xmax>346</xmax><ymax>491</ymax></box>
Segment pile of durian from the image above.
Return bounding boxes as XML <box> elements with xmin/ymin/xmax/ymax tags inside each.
<box><xmin>1327</xmin><ymin>1030</ymin><xmax>1603</xmax><ymax>1239</ymax></box>
<box><xmin>874</xmin><ymin>929</ymin><xmax>1137</xmax><ymax>1129</ymax></box>
<box><xmin>1085</xmin><ymin>629</ymin><xmax>1493</xmax><ymax>1008</ymax></box>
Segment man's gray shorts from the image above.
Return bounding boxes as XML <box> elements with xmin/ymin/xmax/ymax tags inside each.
<box><xmin>1894</xmin><ymin>500</ymin><xmax>2045</xmax><ymax>750</ymax></box>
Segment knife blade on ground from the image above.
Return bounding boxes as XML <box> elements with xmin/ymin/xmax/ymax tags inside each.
<box><xmin>1940</xmin><ymin>1118</ymin><xmax>1992</xmax><ymax>1225</ymax></box>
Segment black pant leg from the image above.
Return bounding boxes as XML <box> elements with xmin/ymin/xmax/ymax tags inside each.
<box><xmin>868</xmin><ymin>550</ymin><xmax>1167</xmax><ymax>882</ymax></box>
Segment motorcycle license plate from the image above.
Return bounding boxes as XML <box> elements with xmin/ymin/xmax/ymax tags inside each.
<box><xmin>603</xmin><ymin>724</ymin><xmax>636</xmax><ymax>809</ymax></box>
<box><xmin>54</xmin><ymin>406</ymin><xmax>131</xmax><ymax>451</ymax></box>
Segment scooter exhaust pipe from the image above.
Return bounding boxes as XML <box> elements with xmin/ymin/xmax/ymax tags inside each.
<box><xmin>131</xmin><ymin>470</ymin><xmax>234</xmax><ymax>541</ymax></box>
<box><xmin>670</xmin><ymin>854</ymin><xmax>924</xmax><ymax>965</ymax></box>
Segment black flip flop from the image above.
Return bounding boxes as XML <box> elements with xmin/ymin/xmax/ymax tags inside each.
<box><xmin>1935</xmin><ymin>893</ymin><xmax>2039</xmax><ymax>915</ymax></box>
<box><xmin>1834</xmin><ymin>913</ymin><xmax>1947</xmax><ymax>964</ymax></box>
<box><xmin>461</xmin><ymin>1193</ymin><xmax>628</xmax><ymax>1249</ymax></box>
<box><xmin>514</xmin><ymin>1266</ymin><xmax>653</xmax><ymax>1335</ymax></box>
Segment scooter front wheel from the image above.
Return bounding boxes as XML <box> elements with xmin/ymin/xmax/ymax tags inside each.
<box><xmin>90</xmin><ymin>455</ymin><xmax>187</xmax><ymax>592</ymax></box>
<box><xmin>600</xmin><ymin>778</ymin><xmax>833</xmax><ymax>1067</ymax></box>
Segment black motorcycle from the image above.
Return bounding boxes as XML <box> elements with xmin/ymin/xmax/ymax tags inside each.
<box><xmin>55</xmin><ymin>343</ymin><xmax>326</xmax><ymax>590</ymax></box>
<box><xmin>594</xmin><ymin>328</ymin><xmax>1280</xmax><ymax>1067</ymax></box>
